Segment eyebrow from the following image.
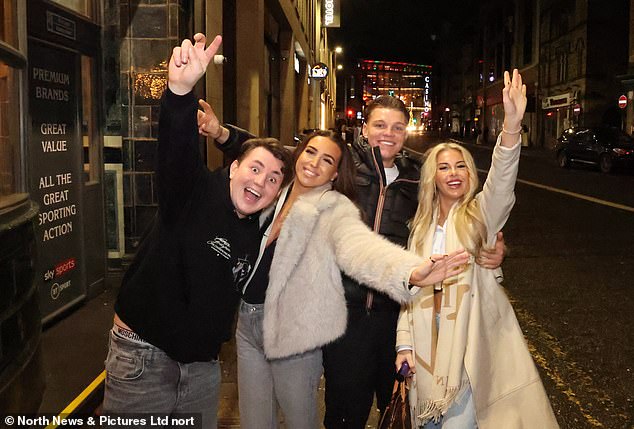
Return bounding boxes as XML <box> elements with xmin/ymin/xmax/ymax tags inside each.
<box><xmin>307</xmin><ymin>144</ymin><xmax>336</xmax><ymax>162</ymax></box>
<box><xmin>437</xmin><ymin>161</ymin><xmax>466</xmax><ymax>166</ymax></box>
<box><xmin>252</xmin><ymin>159</ymin><xmax>283</xmax><ymax>176</ymax></box>
<box><xmin>373</xmin><ymin>120</ymin><xmax>406</xmax><ymax>127</ymax></box>
<box><xmin>251</xmin><ymin>160</ymin><xmax>265</xmax><ymax>169</ymax></box>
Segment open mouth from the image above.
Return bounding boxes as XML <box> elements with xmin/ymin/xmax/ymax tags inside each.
<box><xmin>379</xmin><ymin>140</ymin><xmax>395</xmax><ymax>147</ymax></box>
<box><xmin>244</xmin><ymin>187</ymin><xmax>261</xmax><ymax>201</ymax></box>
<box><xmin>447</xmin><ymin>180</ymin><xmax>462</xmax><ymax>188</ymax></box>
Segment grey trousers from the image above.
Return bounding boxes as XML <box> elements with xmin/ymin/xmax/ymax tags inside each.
<box><xmin>103</xmin><ymin>329</ymin><xmax>221</xmax><ymax>429</ymax></box>
<box><xmin>236</xmin><ymin>301</ymin><xmax>322</xmax><ymax>429</ymax></box>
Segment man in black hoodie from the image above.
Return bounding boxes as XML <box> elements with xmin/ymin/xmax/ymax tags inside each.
<box><xmin>102</xmin><ymin>34</ymin><xmax>293</xmax><ymax>429</ymax></box>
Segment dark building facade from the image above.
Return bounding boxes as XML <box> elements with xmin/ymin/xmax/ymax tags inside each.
<box><xmin>438</xmin><ymin>0</ymin><xmax>631</xmax><ymax>148</ymax></box>
<box><xmin>539</xmin><ymin>0</ymin><xmax>629</xmax><ymax>148</ymax></box>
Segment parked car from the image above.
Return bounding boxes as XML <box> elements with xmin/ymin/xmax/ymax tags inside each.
<box><xmin>555</xmin><ymin>127</ymin><xmax>634</xmax><ymax>173</ymax></box>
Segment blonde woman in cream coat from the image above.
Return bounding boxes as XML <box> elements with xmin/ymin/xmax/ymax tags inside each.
<box><xmin>395</xmin><ymin>70</ymin><xmax>558</xmax><ymax>429</ymax></box>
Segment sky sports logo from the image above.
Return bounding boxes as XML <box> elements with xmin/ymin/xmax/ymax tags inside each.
<box><xmin>43</xmin><ymin>257</ymin><xmax>76</xmax><ymax>282</ymax></box>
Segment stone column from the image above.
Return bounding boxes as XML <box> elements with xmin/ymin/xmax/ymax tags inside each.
<box><xmin>205</xmin><ymin>0</ymin><xmax>225</xmax><ymax>168</ymax></box>
<box><xmin>279</xmin><ymin>31</ymin><xmax>296</xmax><ymax>145</ymax></box>
<box><xmin>236</xmin><ymin>0</ymin><xmax>265</xmax><ymax>134</ymax></box>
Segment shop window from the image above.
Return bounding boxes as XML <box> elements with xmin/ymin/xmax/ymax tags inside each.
<box><xmin>557</xmin><ymin>52</ymin><xmax>568</xmax><ymax>83</ymax></box>
<box><xmin>81</xmin><ymin>55</ymin><xmax>99</xmax><ymax>183</ymax></box>
<box><xmin>1</xmin><ymin>0</ymin><xmax>17</xmax><ymax>47</ymax></box>
<box><xmin>0</xmin><ymin>59</ymin><xmax>21</xmax><ymax>208</ymax></box>
<box><xmin>48</xmin><ymin>0</ymin><xmax>93</xmax><ymax>19</ymax></box>
<box><xmin>0</xmin><ymin>0</ymin><xmax>26</xmax><ymax>209</ymax></box>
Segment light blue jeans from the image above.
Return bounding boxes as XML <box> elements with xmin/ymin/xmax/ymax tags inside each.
<box><xmin>103</xmin><ymin>329</ymin><xmax>221</xmax><ymax>429</ymax></box>
<box><xmin>236</xmin><ymin>301</ymin><xmax>322</xmax><ymax>429</ymax></box>
<box><xmin>421</xmin><ymin>383</ymin><xmax>477</xmax><ymax>429</ymax></box>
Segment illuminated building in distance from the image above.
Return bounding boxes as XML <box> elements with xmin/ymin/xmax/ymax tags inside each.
<box><xmin>356</xmin><ymin>59</ymin><xmax>432</xmax><ymax>128</ymax></box>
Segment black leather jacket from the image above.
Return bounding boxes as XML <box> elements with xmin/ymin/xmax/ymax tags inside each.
<box><xmin>342</xmin><ymin>137</ymin><xmax>422</xmax><ymax>312</ymax></box>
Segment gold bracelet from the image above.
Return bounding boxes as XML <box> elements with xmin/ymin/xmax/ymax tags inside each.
<box><xmin>502</xmin><ymin>126</ymin><xmax>522</xmax><ymax>135</ymax></box>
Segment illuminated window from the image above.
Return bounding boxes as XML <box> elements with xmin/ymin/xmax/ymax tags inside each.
<box><xmin>0</xmin><ymin>0</ymin><xmax>17</xmax><ymax>47</ymax></box>
<box><xmin>0</xmin><ymin>0</ymin><xmax>25</xmax><ymax>209</ymax></box>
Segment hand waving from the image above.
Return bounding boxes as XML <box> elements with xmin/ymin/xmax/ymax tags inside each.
<box><xmin>502</xmin><ymin>69</ymin><xmax>527</xmax><ymax>130</ymax></box>
<box><xmin>168</xmin><ymin>33</ymin><xmax>222</xmax><ymax>95</ymax></box>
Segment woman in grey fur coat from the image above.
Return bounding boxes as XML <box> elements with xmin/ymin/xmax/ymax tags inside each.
<box><xmin>233</xmin><ymin>130</ymin><xmax>469</xmax><ymax>429</ymax></box>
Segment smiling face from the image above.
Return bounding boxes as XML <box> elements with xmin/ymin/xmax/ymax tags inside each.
<box><xmin>229</xmin><ymin>147</ymin><xmax>285</xmax><ymax>217</ymax></box>
<box><xmin>362</xmin><ymin>107</ymin><xmax>408</xmax><ymax>167</ymax></box>
<box><xmin>294</xmin><ymin>136</ymin><xmax>342</xmax><ymax>191</ymax></box>
<box><xmin>434</xmin><ymin>148</ymin><xmax>470</xmax><ymax>206</ymax></box>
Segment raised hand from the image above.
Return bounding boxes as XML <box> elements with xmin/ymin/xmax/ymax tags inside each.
<box><xmin>168</xmin><ymin>33</ymin><xmax>222</xmax><ymax>95</ymax></box>
<box><xmin>408</xmin><ymin>248</ymin><xmax>470</xmax><ymax>288</ymax></box>
<box><xmin>502</xmin><ymin>69</ymin><xmax>527</xmax><ymax>132</ymax></box>
<box><xmin>197</xmin><ymin>99</ymin><xmax>222</xmax><ymax>138</ymax></box>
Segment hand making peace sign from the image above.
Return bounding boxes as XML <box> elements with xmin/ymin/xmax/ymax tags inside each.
<box><xmin>168</xmin><ymin>33</ymin><xmax>222</xmax><ymax>95</ymax></box>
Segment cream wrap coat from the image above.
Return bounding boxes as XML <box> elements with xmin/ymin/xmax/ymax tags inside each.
<box><xmin>261</xmin><ymin>184</ymin><xmax>424</xmax><ymax>360</ymax></box>
<box><xmin>396</xmin><ymin>139</ymin><xmax>558</xmax><ymax>428</ymax></box>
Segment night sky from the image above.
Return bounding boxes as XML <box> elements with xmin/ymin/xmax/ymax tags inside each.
<box><xmin>328</xmin><ymin>0</ymin><xmax>479</xmax><ymax>66</ymax></box>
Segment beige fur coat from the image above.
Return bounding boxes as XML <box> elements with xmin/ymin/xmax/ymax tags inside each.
<box><xmin>261</xmin><ymin>184</ymin><xmax>424</xmax><ymax>359</ymax></box>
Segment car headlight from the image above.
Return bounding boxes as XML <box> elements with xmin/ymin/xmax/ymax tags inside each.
<box><xmin>613</xmin><ymin>148</ymin><xmax>632</xmax><ymax>155</ymax></box>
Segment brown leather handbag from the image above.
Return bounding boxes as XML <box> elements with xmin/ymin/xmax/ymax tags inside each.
<box><xmin>378</xmin><ymin>376</ymin><xmax>412</xmax><ymax>429</ymax></box>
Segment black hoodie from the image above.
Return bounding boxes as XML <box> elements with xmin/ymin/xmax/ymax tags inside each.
<box><xmin>115</xmin><ymin>89</ymin><xmax>261</xmax><ymax>363</ymax></box>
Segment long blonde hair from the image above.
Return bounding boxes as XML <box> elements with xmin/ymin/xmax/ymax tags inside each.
<box><xmin>409</xmin><ymin>143</ymin><xmax>487</xmax><ymax>255</ymax></box>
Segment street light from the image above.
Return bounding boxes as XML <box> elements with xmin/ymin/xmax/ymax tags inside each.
<box><xmin>332</xmin><ymin>46</ymin><xmax>346</xmax><ymax>121</ymax></box>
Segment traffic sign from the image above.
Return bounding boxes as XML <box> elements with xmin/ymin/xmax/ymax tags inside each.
<box><xmin>618</xmin><ymin>95</ymin><xmax>627</xmax><ymax>109</ymax></box>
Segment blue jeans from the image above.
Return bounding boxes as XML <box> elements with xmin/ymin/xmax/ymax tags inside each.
<box><xmin>236</xmin><ymin>301</ymin><xmax>322</xmax><ymax>429</ymax></box>
<box><xmin>102</xmin><ymin>329</ymin><xmax>221</xmax><ymax>429</ymax></box>
<box><xmin>422</xmin><ymin>385</ymin><xmax>477</xmax><ymax>429</ymax></box>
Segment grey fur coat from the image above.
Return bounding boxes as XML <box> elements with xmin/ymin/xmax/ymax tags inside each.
<box><xmin>262</xmin><ymin>183</ymin><xmax>424</xmax><ymax>359</ymax></box>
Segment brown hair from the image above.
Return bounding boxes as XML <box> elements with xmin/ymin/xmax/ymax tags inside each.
<box><xmin>238</xmin><ymin>138</ymin><xmax>294</xmax><ymax>187</ymax></box>
<box><xmin>293</xmin><ymin>130</ymin><xmax>357</xmax><ymax>201</ymax></box>
<box><xmin>364</xmin><ymin>95</ymin><xmax>409</xmax><ymax>124</ymax></box>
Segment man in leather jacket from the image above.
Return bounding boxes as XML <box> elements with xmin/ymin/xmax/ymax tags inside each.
<box><xmin>322</xmin><ymin>96</ymin><xmax>421</xmax><ymax>427</ymax></box>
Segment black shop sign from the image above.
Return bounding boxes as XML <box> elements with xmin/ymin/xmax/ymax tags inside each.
<box><xmin>28</xmin><ymin>40</ymin><xmax>85</xmax><ymax>320</ymax></box>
